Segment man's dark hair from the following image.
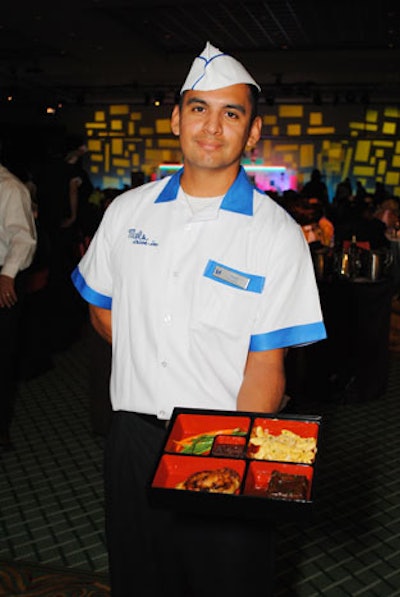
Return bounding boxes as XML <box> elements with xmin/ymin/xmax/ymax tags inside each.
<box><xmin>248</xmin><ymin>84</ymin><xmax>259</xmax><ymax>123</ymax></box>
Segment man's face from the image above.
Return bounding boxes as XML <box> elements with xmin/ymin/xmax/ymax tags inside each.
<box><xmin>171</xmin><ymin>84</ymin><xmax>261</xmax><ymax>174</ymax></box>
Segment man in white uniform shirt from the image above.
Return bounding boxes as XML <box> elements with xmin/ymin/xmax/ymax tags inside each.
<box><xmin>72</xmin><ymin>42</ymin><xmax>326</xmax><ymax>596</ymax></box>
<box><xmin>0</xmin><ymin>161</ymin><xmax>37</xmax><ymax>451</ymax></box>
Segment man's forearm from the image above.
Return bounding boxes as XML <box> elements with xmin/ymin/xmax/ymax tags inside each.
<box><xmin>89</xmin><ymin>304</ymin><xmax>112</xmax><ymax>344</ymax></box>
<box><xmin>236</xmin><ymin>348</ymin><xmax>286</xmax><ymax>413</ymax></box>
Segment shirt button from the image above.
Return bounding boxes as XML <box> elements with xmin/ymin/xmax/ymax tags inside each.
<box><xmin>161</xmin><ymin>361</ymin><xmax>168</xmax><ymax>368</ymax></box>
<box><xmin>164</xmin><ymin>314</ymin><xmax>172</xmax><ymax>324</ymax></box>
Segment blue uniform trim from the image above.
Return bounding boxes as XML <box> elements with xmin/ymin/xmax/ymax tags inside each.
<box><xmin>71</xmin><ymin>267</ymin><xmax>112</xmax><ymax>310</ymax></box>
<box><xmin>249</xmin><ymin>322</ymin><xmax>327</xmax><ymax>351</ymax></box>
<box><xmin>155</xmin><ymin>166</ymin><xmax>254</xmax><ymax>215</ymax></box>
<box><xmin>189</xmin><ymin>51</ymin><xmax>227</xmax><ymax>90</ymax></box>
<box><xmin>204</xmin><ymin>260</ymin><xmax>265</xmax><ymax>293</ymax></box>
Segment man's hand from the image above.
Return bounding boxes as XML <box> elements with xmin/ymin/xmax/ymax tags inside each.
<box><xmin>0</xmin><ymin>274</ymin><xmax>17</xmax><ymax>308</ymax></box>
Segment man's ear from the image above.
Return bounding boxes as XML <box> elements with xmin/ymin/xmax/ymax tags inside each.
<box><xmin>246</xmin><ymin>115</ymin><xmax>262</xmax><ymax>149</ymax></box>
<box><xmin>170</xmin><ymin>105</ymin><xmax>180</xmax><ymax>136</ymax></box>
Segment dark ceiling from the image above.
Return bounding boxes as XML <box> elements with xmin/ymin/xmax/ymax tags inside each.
<box><xmin>1</xmin><ymin>0</ymin><xmax>400</xmax><ymax>105</ymax></box>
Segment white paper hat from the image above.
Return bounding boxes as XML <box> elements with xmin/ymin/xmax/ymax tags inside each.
<box><xmin>180</xmin><ymin>41</ymin><xmax>261</xmax><ymax>93</ymax></box>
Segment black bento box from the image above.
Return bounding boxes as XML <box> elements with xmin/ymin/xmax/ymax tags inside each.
<box><xmin>148</xmin><ymin>407</ymin><xmax>322</xmax><ymax>522</ymax></box>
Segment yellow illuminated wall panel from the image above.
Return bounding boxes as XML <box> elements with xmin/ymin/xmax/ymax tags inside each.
<box><xmin>382</xmin><ymin>122</ymin><xmax>397</xmax><ymax>135</ymax></box>
<box><xmin>300</xmin><ymin>145</ymin><xmax>314</xmax><ymax>168</ymax></box>
<box><xmin>264</xmin><ymin>115</ymin><xmax>277</xmax><ymax>125</ymax></box>
<box><xmin>95</xmin><ymin>111</ymin><xmax>105</xmax><ymax>122</ymax></box>
<box><xmin>353</xmin><ymin>166</ymin><xmax>375</xmax><ymax>177</ymax></box>
<box><xmin>146</xmin><ymin>139</ymin><xmax>153</xmax><ymax>147</ymax></box>
<box><xmin>306</xmin><ymin>127</ymin><xmax>335</xmax><ymax>135</ymax></box>
<box><xmin>328</xmin><ymin>147</ymin><xmax>343</xmax><ymax>159</ymax></box>
<box><xmin>130</xmin><ymin>113</ymin><xmax>142</xmax><ymax>121</ymax></box>
<box><xmin>386</xmin><ymin>172</ymin><xmax>400</xmax><ymax>186</ymax></box>
<box><xmin>354</xmin><ymin>141</ymin><xmax>371</xmax><ymax>162</ymax></box>
<box><xmin>111</xmin><ymin>120</ymin><xmax>123</xmax><ymax>131</ymax></box>
<box><xmin>275</xmin><ymin>145</ymin><xmax>299</xmax><ymax>151</ymax></box>
<box><xmin>113</xmin><ymin>159</ymin><xmax>130</xmax><ymax>168</ymax></box>
<box><xmin>366</xmin><ymin>110</ymin><xmax>378</xmax><ymax>123</ymax></box>
<box><xmin>128</xmin><ymin>122</ymin><xmax>135</xmax><ymax>136</ymax></box>
<box><xmin>103</xmin><ymin>176</ymin><xmax>120</xmax><ymax>187</ymax></box>
<box><xmin>112</xmin><ymin>139</ymin><xmax>123</xmax><ymax>155</ymax></box>
<box><xmin>262</xmin><ymin>140</ymin><xmax>272</xmax><ymax>160</ymax></box>
<box><xmin>132</xmin><ymin>155</ymin><xmax>140</xmax><ymax>166</ymax></box>
<box><xmin>377</xmin><ymin>160</ymin><xmax>387</xmax><ymax>175</ymax></box>
<box><xmin>91</xmin><ymin>154</ymin><xmax>104</xmax><ymax>162</ymax></box>
<box><xmin>156</xmin><ymin>119</ymin><xmax>171</xmax><ymax>133</ymax></box>
<box><xmin>85</xmin><ymin>122</ymin><xmax>107</xmax><ymax>129</ymax></box>
<box><xmin>376</xmin><ymin>149</ymin><xmax>384</xmax><ymax>158</ymax></box>
<box><xmin>158</xmin><ymin>139</ymin><xmax>180</xmax><ymax>148</ymax></box>
<box><xmin>272</xmin><ymin>126</ymin><xmax>280</xmax><ymax>136</ymax></box>
<box><xmin>350</xmin><ymin>122</ymin><xmax>366</xmax><ymax>130</ymax></box>
<box><xmin>110</xmin><ymin>105</ymin><xmax>129</xmax><ymax>115</ymax></box>
<box><xmin>279</xmin><ymin>105</ymin><xmax>303</xmax><ymax>118</ymax></box>
<box><xmin>309</xmin><ymin>112</ymin><xmax>322</xmax><ymax>126</ymax></box>
<box><xmin>395</xmin><ymin>141</ymin><xmax>400</xmax><ymax>153</ymax></box>
<box><xmin>88</xmin><ymin>140</ymin><xmax>102</xmax><ymax>152</ymax></box>
<box><xmin>392</xmin><ymin>156</ymin><xmax>400</xmax><ymax>168</ymax></box>
<box><xmin>140</xmin><ymin>127</ymin><xmax>154</xmax><ymax>135</ymax></box>
<box><xmin>384</xmin><ymin>107</ymin><xmax>400</xmax><ymax>118</ymax></box>
<box><xmin>287</xmin><ymin>124</ymin><xmax>301</xmax><ymax>135</ymax></box>
<box><xmin>342</xmin><ymin>147</ymin><xmax>354</xmax><ymax>180</ymax></box>
<box><xmin>373</xmin><ymin>141</ymin><xmax>394</xmax><ymax>148</ymax></box>
<box><xmin>105</xmin><ymin>143</ymin><xmax>110</xmax><ymax>173</ymax></box>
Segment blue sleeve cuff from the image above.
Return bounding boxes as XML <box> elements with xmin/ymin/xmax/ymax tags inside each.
<box><xmin>249</xmin><ymin>322</ymin><xmax>327</xmax><ymax>351</ymax></box>
<box><xmin>71</xmin><ymin>267</ymin><xmax>112</xmax><ymax>310</ymax></box>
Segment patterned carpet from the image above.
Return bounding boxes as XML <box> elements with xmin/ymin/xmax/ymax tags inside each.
<box><xmin>1</xmin><ymin>322</ymin><xmax>400</xmax><ymax>596</ymax></box>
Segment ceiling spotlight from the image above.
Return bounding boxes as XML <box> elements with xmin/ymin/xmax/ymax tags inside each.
<box><xmin>153</xmin><ymin>92</ymin><xmax>165</xmax><ymax>107</ymax></box>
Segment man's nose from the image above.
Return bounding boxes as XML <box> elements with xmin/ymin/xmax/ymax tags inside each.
<box><xmin>203</xmin><ymin>111</ymin><xmax>222</xmax><ymax>135</ymax></box>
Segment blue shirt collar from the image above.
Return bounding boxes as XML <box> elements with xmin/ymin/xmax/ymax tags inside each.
<box><xmin>155</xmin><ymin>166</ymin><xmax>254</xmax><ymax>216</ymax></box>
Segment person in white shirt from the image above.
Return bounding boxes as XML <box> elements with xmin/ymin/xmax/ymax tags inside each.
<box><xmin>0</xmin><ymin>162</ymin><xmax>37</xmax><ymax>450</ymax></box>
<box><xmin>72</xmin><ymin>42</ymin><xmax>326</xmax><ymax>596</ymax></box>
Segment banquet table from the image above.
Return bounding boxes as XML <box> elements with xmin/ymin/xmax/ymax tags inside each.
<box><xmin>286</xmin><ymin>275</ymin><xmax>394</xmax><ymax>404</ymax></box>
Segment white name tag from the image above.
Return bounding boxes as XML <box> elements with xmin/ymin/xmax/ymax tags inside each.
<box><xmin>212</xmin><ymin>265</ymin><xmax>250</xmax><ymax>290</ymax></box>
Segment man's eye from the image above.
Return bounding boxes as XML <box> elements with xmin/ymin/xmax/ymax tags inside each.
<box><xmin>193</xmin><ymin>105</ymin><xmax>205</xmax><ymax>112</ymax></box>
<box><xmin>226</xmin><ymin>111</ymin><xmax>239</xmax><ymax>119</ymax></box>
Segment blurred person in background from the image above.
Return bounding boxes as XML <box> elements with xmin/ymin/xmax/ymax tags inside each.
<box><xmin>0</xmin><ymin>153</ymin><xmax>37</xmax><ymax>451</ymax></box>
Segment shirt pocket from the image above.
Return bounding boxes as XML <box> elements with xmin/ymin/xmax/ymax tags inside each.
<box><xmin>191</xmin><ymin>260</ymin><xmax>266</xmax><ymax>336</ymax></box>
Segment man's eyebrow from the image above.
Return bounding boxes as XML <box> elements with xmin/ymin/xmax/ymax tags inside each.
<box><xmin>185</xmin><ymin>97</ymin><xmax>246</xmax><ymax>115</ymax></box>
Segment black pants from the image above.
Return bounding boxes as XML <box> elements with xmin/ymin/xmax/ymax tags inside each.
<box><xmin>104</xmin><ymin>411</ymin><xmax>276</xmax><ymax>597</ymax></box>
<box><xmin>0</xmin><ymin>272</ymin><xmax>27</xmax><ymax>435</ymax></box>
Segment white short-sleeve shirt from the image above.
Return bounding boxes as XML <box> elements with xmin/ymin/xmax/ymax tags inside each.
<box><xmin>72</xmin><ymin>167</ymin><xmax>326</xmax><ymax>418</ymax></box>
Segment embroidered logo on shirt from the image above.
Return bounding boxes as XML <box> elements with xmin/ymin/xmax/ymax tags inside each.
<box><xmin>128</xmin><ymin>228</ymin><xmax>158</xmax><ymax>246</ymax></box>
